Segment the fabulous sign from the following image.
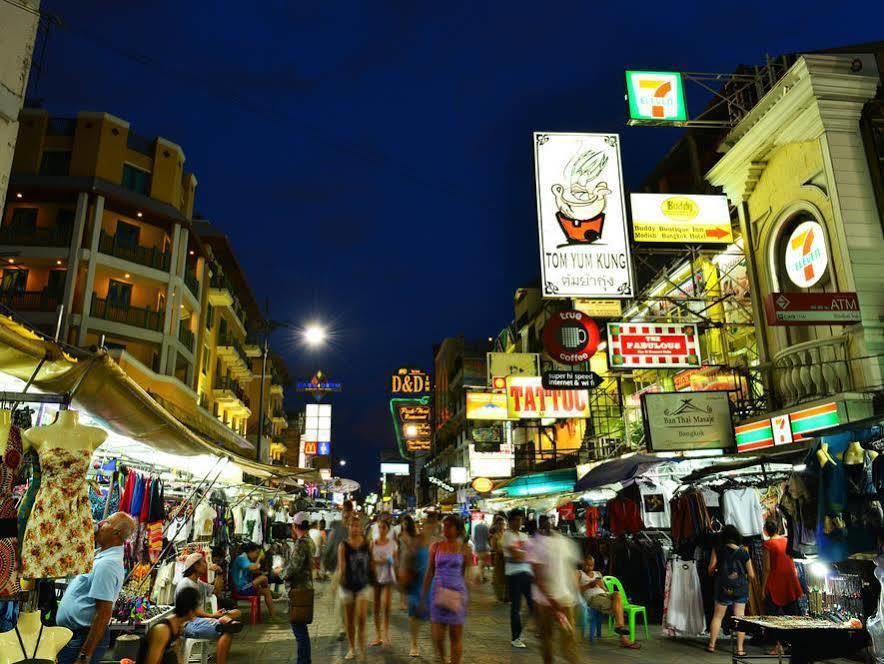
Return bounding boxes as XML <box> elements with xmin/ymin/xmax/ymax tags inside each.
<box><xmin>534</xmin><ymin>132</ymin><xmax>633</xmax><ymax>299</ymax></box>
<box><xmin>607</xmin><ymin>323</ymin><xmax>701</xmax><ymax>369</ymax></box>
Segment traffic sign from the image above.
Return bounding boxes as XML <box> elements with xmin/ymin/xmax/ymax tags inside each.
<box><xmin>542</xmin><ymin>310</ymin><xmax>600</xmax><ymax>365</ymax></box>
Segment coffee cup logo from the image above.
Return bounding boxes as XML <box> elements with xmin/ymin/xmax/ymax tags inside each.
<box><xmin>560</xmin><ymin>325</ymin><xmax>588</xmax><ymax>349</ymax></box>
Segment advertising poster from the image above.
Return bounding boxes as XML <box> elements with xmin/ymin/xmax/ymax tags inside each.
<box><xmin>630</xmin><ymin>193</ymin><xmax>733</xmax><ymax>243</ymax></box>
<box><xmin>534</xmin><ymin>132</ymin><xmax>633</xmax><ymax>298</ymax></box>
<box><xmin>468</xmin><ymin>443</ymin><xmax>515</xmax><ymax>478</ymax></box>
<box><xmin>625</xmin><ymin>70</ymin><xmax>688</xmax><ymax>124</ymax></box>
<box><xmin>642</xmin><ymin>391</ymin><xmax>734</xmax><ymax>452</ymax></box>
<box><xmin>607</xmin><ymin>323</ymin><xmax>701</xmax><ymax>369</ymax></box>
<box><xmin>486</xmin><ymin>352</ymin><xmax>540</xmax><ymax>385</ymax></box>
<box><xmin>505</xmin><ymin>376</ymin><xmax>590</xmax><ymax>419</ymax></box>
<box><xmin>465</xmin><ymin>392</ymin><xmax>510</xmax><ymax>420</ymax></box>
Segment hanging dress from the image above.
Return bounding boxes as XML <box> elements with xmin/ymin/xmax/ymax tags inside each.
<box><xmin>0</xmin><ymin>426</ymin><xmax>23</xmax><ymax>597</ymax></box>
<box><xmin>20</xmin><ymin>447</ymin><xmax>94</xmax><ymax>579</ymax></box>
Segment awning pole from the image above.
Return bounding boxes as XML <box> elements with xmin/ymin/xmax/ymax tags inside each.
<box><xmin>229</xmin><ymin>476</ymin><xmax>275</xmax><ymax>510</ymax></box>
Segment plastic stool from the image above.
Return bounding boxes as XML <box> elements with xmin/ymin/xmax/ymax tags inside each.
<box><xmin>183</xmin><ymin>638</ymin><xmax>212</xmax><ymax>664</ymax></box>
<box><xmin>232</xmin><ymin>592</ymin><xmax>261</xmax><ymax>624</ymax></box>
<box><xmin>586</xmin><ymin>608</ymin><xmax>604</xmax><ymax>642</ymax></box>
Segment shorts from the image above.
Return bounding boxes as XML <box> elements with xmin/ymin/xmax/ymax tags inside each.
<box><xmin>235</xmin><ymin>583</ymin><xmax>257</xmax><ymax>596</ymax></box>
<box><xmin>588</xmin><ymin>593</ymin><xmax>615</xmax><ymax>613</ymax></box>
<box><xmin>184</xmin><ymin>617</ymin><xmax>222</xmax><ymax>641</ymax></box>
<box><xmin>339</xmin><ymin>586</ymin><xmax>372</xmax><ymax>603</ymax></box>
<box><xmin>715</xmin><ymin>592</ymin><xmax>748</xmax><ymax>607</ymax></box>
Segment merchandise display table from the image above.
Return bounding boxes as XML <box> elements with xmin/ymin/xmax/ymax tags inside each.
<box><xmin>730</xmin><ymin>616</ymin><xmax>867</xmax><ymax>664</ymax></box>
<box><xmin>108</xmin><ymin>605</ymin><xmax>173</xmax><ymax>633</ymax></box>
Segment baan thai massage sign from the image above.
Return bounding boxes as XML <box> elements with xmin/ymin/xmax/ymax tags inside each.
<box><xmin>505</xmin><ymin>376</ymin><xmax>590</xmax><ymax>419</ymax></box>
<box><xmin>534</xmin><ymin>132</ymin><xmax>634</xmax><ymax>299</ymax></box>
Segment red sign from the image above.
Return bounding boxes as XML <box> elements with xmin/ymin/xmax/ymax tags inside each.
<box><xmin>607</xmin><ymin>323</ymin><xmax>701</xmax><ymax>369</ymax></box>
<box><xmin>542</xmin><ymin>310</ymin><xmax>601</xmax><ymax>365</ymax></box>
<box><xmin>303</xmin><ymin>441</ymin><xmax>317</xmax><ymax>456</ymax></box>
<box><xmin>764</xmin><ymin>292</ymin><xmax>861</xmax><ymax>326</ymax></box>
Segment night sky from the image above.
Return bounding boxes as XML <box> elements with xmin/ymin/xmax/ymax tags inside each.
<box><xmin>30</xmin><ymin>1</ymin><xmax>882</xmax><ymax>491</ymax></box>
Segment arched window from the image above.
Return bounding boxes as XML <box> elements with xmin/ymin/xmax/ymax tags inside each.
<box><xmin>772</xmin><ymin>212</ymin><xmax>832</xmax><ymax>294</ymax></box>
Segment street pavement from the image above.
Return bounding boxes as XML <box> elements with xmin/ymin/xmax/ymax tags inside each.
<box><xmin>222</xmin><ymin>581</ymin><xmax>856</xmax><ymax>663</ymax></box>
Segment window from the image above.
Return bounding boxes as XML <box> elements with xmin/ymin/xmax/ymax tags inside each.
<box><xmin>1</xmin><ymin>269</ymin><xmax>28</xmax><ymax>293</ymax></box>
<box><xmin>218</xmin><ymin>317</ymin><xmax>228</xmax><ymax>339</ymax></box>
<box><xmin>216</xmin><ymin>359</ymin><xmax>222</xmax><ymax>380</ymax></box>
<box><xmin>9</xmin><ymin>208</ymin><xmax>37</xmax><ymax>232</ymax></box>
<box><xmin>201</xmin><ymin>345</ymin><xmax>210</xmax><ymax>374</ymax></box>
<box><xmin>121</xmin><ymin>164</ymin><xmax>150</xmax><ymax>195</ymax></box>
<box><xmin>206</xmin><ymin>305</ymin><xmax>214</xmax><ymax>329</ymax></box>
<box><xmin>56</xmin><ymin>209</ymin><xmax>74</xmax><ymax>240</ymax></box>
<box><xmin>114</xmin><ymin>220</ymin><xmax>140</xmax><ymax>249</ymax></box>
<box><xmin>106</xmin><ymin>279</ymin><xmax>132</xmax><ymax>307</ymax></box>
<box><xmin>39</xmin><ymin>150</ymin><xmax>71</xmax><ymax>176</ymax></box>
<box><xmin>46</xmin><ymin>270</ymin><xmax>66</xmax><ymax>296</ymax></box>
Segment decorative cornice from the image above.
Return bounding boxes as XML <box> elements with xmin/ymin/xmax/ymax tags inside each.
<box><xmin>707</xmin><ymin>53</ymin><xmax>880</xmax><ymax>203</ymax></box>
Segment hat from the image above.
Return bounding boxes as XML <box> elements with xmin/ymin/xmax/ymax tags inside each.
<box><xmin>183</xmin><ymin>552</ymin><xmax>204</xmax><ymax>571</ymax></box>
<box><xmin>293</xmin><ymin>512</ymin><xmax>310</xmax><ymax>527</ymax></box>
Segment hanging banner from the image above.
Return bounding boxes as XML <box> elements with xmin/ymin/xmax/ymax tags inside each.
<box><xmin>630</xmin><ymin>193</ymin><xmax>733</xmax><ymax>243</ymax></box>
<box><xmin>625</xmin><ymin>70</ymin><xmax>688</xmax><ymax>124</ymax></box>
<box><xmin>505</xmin><ymin>376</ymin><xmax>590</xmax><ymax>419</ymax></box>
<box><xmin>607</xmin><ymin>322</ymin><xmax>701</xmax><ymax>369</ymax></box>
<box><xmin>642</xmin><ymin>391</ymin><xmax>735</xmax><ymax>452</ymax></box>
<box><xmin>534</xmin><ymin>132</ymin><xmax>634</xmax><ymax>299</ymax></box>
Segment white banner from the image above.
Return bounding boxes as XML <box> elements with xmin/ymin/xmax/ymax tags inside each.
<box><xmin>534</xmin><ymin>132</ymin><xmax>633</xmax><ymax>298</ymax></box>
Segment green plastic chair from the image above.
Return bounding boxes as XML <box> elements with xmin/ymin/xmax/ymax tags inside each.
<box><xmin>602</xmin><ymin>575</ymin><xmax>649</xmax><ymax>642</ymax></box>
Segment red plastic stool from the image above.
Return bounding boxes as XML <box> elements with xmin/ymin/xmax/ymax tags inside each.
<box><xmin>232</xmin><ymin>592</ymin><xmax>261</xmax><ymax>624</ymax></box>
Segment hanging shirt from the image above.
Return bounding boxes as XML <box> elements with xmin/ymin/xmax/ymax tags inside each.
<box><xmin>167</xmin><ymin>516</ymin><xmax>191</xmax><ymax>543</ymax></box>
<box><xmin>722</xmin><ymin>488</ymin><xmax>764</xmax><ymax>537</ymax></box>
<box><xmin>607</xmin><ymin>496</ymin><xmax>643</xmax><ymax>536</ymax></box>
<box><xmin>243</xmin><ymin>507</ymin><xmax>263</xmax><ymax>544</ymax></box>
<box><xmin>701</xmin><ymin>488</ymin><xmax>720</xmax><ymax>508</ymax></box>
<box><xmin>638</xmin><ymin>482</ymin><xmax>671</xmax><ymax>528</ymax></box>
<box><xmin>232</xmin><ymin>506</ymin><xmax>245</xmax><ymax>535</ymax></box>
<box><xmin>194</xmin><ymin>502</ymin><xmax>217</xmax><ymax>539</ymax></box>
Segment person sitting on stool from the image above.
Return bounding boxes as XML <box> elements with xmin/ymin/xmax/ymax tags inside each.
<box><xmin>576</xmin><ymin>555</ymin><xmax>639</xmax><ymax>649</ymax></box>
<box><xmin>232</xmin><ymin>543</ymin><xmax>275</xmax><ymax>620</ymax></box>
<box><xmin>177</xmin><ymin>552</ymin><xmax>244</xmax><ymax>664</ymax></box>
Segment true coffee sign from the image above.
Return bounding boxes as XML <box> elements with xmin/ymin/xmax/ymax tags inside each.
<box><xmin>542</xmin><ymin>310</ymin><xmax>600</xmax><ymax>365</ymax></box>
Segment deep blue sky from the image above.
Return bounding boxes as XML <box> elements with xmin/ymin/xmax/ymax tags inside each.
<box><xmin>31</xmin><ymin>1</ymin><xmax>882</xmax><ymax>490</ymax></box>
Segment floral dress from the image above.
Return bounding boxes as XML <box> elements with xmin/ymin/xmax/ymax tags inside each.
<box><xmin>20</xmin><ymin>448</ymin><xmax>94</xmax><ymax>579</ymax></box>
<box><xmin>0</xmin><ymin>426</ymin><xmax>23</xmax><ymax>596</ymax></box>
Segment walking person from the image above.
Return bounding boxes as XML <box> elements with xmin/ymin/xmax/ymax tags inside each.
<box><xmin>338</xmin><ymin>517</ymin><xmax>372</xmax><ymax>660</ymax></box>
<box><xmin>370</xmin><ymin>518</ymin><xmax>398</xmax><ymax>648</ymax></box>
<box><xmin>528</xmin><ymin>515</ymin><xmax>581</xmax><ymax>664</ymax></box>
<box><xmin>324</xmin><ymin>501</ymin><xmax>355</xmax><ymax>641</ymax></box>
<box><xmin>762</xmin><ymin>519</ymin><xmax>804</xmax><ymax>654</ymax></box>
<box><xmin>403</xmin><ymin>520</ymin><xmax>430</xmax><ymax>658</ymax></box>
<box><xmin>308</xmin><ymin>521</ymin><xmax>323</xmax><ymax>581</ymax></box>
<box><xmin>471</xmin><ymin>516</ymin><xmax>490</xmax><ymax>583</ymax></box>
<box><xmin>707</xmin><ymin>524</ymin><xmax>755</xmax><ymax>655</ymax></box>
<box><xmin>397</xmin><ymin>515</ymin><xmax>416</xmax><ymax>611</ymax></box>
<box><xmin>503</xmin><ymin>510</ymin><xmax>533</xmax><ymax>648</ymax></box>
<box><xmin>422</xmin><ymin>514</ymin><xmax>474</xmax><ymax>664</ymax></box>
<box><xmin>285</xmin><ymin>512</ymin><xmax>316</xmax><ymax>664</ymax></box>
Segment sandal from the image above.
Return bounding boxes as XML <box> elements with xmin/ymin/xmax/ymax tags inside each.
<box><xmin>620</xmin><ymin>641</ymin><xmax>641</xmax><ymax>649</ymax></box>
<box><xmin>736</xmin><ymin>651</ymin><xmax>747</xmax><ymax>657</ymax></box>
<box><xmin>706</xmin><ymin>645</ymin><xmax>716</xmax><ymax>653</ymax></box>
<box><xmin>216</xmin><ymin>620</ymin><xmax>243</xmax><ymax>634</ymax></box>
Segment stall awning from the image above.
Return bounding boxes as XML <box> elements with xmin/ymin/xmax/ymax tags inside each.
<box><xmin>492</xmin><ymin>468</ymin><xmax>576</xmax><ymax>498</ymax></box>
<box><xmin>575</xmin><ymin>454</ymin><xmax>670</xmax><ymax>492</ymax></box>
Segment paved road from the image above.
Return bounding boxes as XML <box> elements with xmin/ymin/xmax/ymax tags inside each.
<box><xmin>222</xmin><ymin>581</ymin><xmax>854</xmax><ymax>663</ymax></box>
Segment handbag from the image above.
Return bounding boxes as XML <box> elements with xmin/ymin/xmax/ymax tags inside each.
<box><xmin>288</xmin><ymin>588</ymin><xmax>315</xmax><ymax>625</ymax></box>
<box><xmin>434</xmin><ymin>587</ymin><xmax>463</xmax><ymax>613</ymax></box>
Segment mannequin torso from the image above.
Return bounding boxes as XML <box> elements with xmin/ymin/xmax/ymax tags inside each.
<box><xmin>0</xmin><ymin>410</ymin><xmax>12</xmax><ymax>457</ymax></box>
<box><xmin>0</xmin><ymin>610</ymin><xmax>72</xmax><ymax>664</ymax></box>
<box><xmin>22</xmin><ymin>410</ymin><xmax>107</xmax><ymax>455</ymax></box>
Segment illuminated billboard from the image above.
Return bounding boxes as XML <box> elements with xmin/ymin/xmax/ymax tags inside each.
<box><xmin>625</xmin><ymin>70</ymin><xmax>688</xmax><ymax>124</ymax></box>
<box><xmin>630</xmin><ymin>193</ymin><xmax>732</xmax><ymax>243</ymax></box>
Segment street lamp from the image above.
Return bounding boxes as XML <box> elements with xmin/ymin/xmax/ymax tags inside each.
<box><xmin>303</xmin><ymin>324</ymin><xmax>327</xmax><ymax>347</ymax></box>
<box><xmin>339</xmin><ymin>459</ymin><xmax>347</xmax><ymax>467</ymax></box>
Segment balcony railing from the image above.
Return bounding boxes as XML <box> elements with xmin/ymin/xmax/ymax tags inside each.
<box><xmin>91</xmin><ymin>295</ymin><xmax>164</xmax><ymax>332</ymax></box>
<box><xmin>218</xmin><ymin>333</ymin><xmax>250</xmax><ymax>369</ymax></box>
<box><xmin>771</xmin><ymin>335</ymin><xmax>857</xmax><ymax>407</ymax></box>
<box><xmin>0</xmin><ymin>224</ymin><xmax>72</xmax><ymax>247</ymax></box>
<box><xmin>183</xmin><ymin>269</ymin><xmax>200</xmax><ymax>298</ymax></box>
<box><xmin>0</xmin><ymin>289</ymin><xmax>61</xmax><ymax>312</ymax></box>
<box><xmin>214</xmin><ymin>376</ymin><xmax>250</xmax><ymax>408</ymax></box>
<box><xmin>98</xmin><ymin>231</ymin><xmax>171</xmax><ymax>271</ymax></box>
<box><xmin>209</xmin><ymin>273</ymin><xmax>247</xmax><ymax>325</ymax></box>
<box><xmin>178</xmin><ymin>325</ymin><xmax>195</xmax><ymax>352</ymax></box>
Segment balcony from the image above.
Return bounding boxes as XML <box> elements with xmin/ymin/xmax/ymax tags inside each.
<box><xmin>183</xmin><ymin>268</ymin><xmax>200</xmax><ymax>299</ymax></box>
<box><xmin>217</xmin><ymin>333</ymin><xmax>251</xmax><ymax>378</ymax></box>
<box><xmin>0</xmin><ymin>288</ymin><xmax>61</xmax><ymax>312</ymax></box>
<box><xmin>98</xmin><ymin>231</ymin><xmax>171</xmax><ymax>271</ymax></box>
<box><xmin>272</xmin><ymin>407</ymin><xmax>288</xmax><ymax>426</ymax></box>
<box><xmin>244</xmin><ymin>332</ymin><xmax>262</xmax><ymax>357</ymax></box>
<box><xmin>208</xmin><ymin>273</ymin><xmax>247</xmax><ymax>326</ymax></box>
<box><xmin>0</xmin><ymin>225</ymin><xmax>72</xmax><ymax>247</ymax></box>
<box><xmin>178</xmin><ymin>325</ymin><xmax>195</xmax><ymax>352</ymax></box>
<box><xmin>771</xmin><ymin>335</ymin><xmax>859</xmax><ymax>407</ymax></box>
<box><xmin>212</xmin><ymin>376</ymin><xmax>251</xmax><ymax>413</ymax></box>
<box><xmin>90</xmin><ymin>295</ymin><xmax>164</xmax><ymax>332</ymax></box>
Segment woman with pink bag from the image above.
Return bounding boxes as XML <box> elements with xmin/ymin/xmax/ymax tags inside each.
<box><xmin>421</xmin><ymin>514</ymin><xmax>474</xmax><ymax>664</ymax></box>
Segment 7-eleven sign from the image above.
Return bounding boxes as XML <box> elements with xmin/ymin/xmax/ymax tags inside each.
<box><xmin>785</xmin><ymin>220</ymin><xmax>828</xmax><ymax>288</ymax></box>
<box><xmin>626</xmin><ymin>70</ymin><xmax>688</xmax><ymax>124</ymax></box>
<box><xmin>772</xmin><ymin>414</ymin><xmax>793</xmax><ymax>446</ymax></box>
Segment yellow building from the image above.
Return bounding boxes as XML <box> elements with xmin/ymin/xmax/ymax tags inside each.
<box><xmin>2</xmin><ymin>109</ymin><xmax>291</xmax><ymax>458</ymax></box>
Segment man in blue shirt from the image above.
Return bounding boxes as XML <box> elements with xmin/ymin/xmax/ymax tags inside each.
<box><xmin>56</xmin><ymin>511</ymin><xmax>136</xmax><ymax>664</ymax></box>
<box><xmin>232</xmin><ymin>542</ymin><xmax>275</xmax><ymax>619</ymax></box>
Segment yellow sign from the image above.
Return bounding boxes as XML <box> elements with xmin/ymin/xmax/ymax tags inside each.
<box><xmin>472</xmin><ymin>477</ymin><xmax>494</xmax><ymax>493</ymax></box>
<box><xmin>574</xmin><ymin>299</ymin><xmax>622</xmax><ymax>318</ymax></box>
<box><xmin>466</xmin><ymin>392</ymin><xmax>510</xmax><ymax>420</ymax></box>
<box><xmin>631</xmin><ymin>193</ymin><xmax>733</xmax><ymax>243</ymax></box>
<box><xmin>485</xmin><ymin>352</ymin><xmax>540</xmax><ymax>386</ymax></box>
<box><xmin>505</xmin><ymin>376</ymin><xmax>590</xmax><ymax>420</ymax></box>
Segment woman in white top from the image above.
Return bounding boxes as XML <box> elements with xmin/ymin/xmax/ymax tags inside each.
<box><xmin>370</xmin><ymin>519</ymin><xmax>398</xmax><ymax>647</ymax></box>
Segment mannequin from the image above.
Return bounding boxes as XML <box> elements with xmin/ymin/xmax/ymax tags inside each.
<box><xmin>0</xmin><ymin>610</ymin><xmax>72</xmax><ymax>664</ymax></box>
<box><xmin>0</xmin><ymin>410</ymin><xmax>12</xmax><ymax>456</ymax></box>
<box><xmin>19</xmin><ymin>409</ymin><xmax>107</xmax><ymax>580</ymax></box>
<box><xmin>816</xmin><ymin>442</ymin><xmax>836</xmax><ymax>468</ymax></box>
<box><xmin>844</xmin><ymin>441</ymin><xmax>865</xmax><ymax>465</ymax></box>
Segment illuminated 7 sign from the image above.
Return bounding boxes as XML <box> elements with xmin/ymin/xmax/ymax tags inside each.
<box><xmin>625</xmin><ymin>71</ymin><xmax>688</xmax><ymax>124</ymax></box>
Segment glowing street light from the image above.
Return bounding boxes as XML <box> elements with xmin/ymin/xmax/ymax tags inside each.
<box><xmin>339</xmin><ymin>459</ymin><xmax>347</xmax><ymax>467</ymax></box>
<box><xmin>303</xmin><ymin>324</ymin><xmax>327</xmax><ymax>347</ymax></box>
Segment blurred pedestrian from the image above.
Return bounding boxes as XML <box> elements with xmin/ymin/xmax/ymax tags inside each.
<box><xmin>339</xmin><ymin>518</ymin><xmax>372</xmax><ymax>660</ymax></box>
<box><xmin>503</xmin><ymin>510</ymin><xmax>533</xmax><ymax>648</ymax></box>
<box><xmin>403</xmin><ymin>519</ymin><xmax>430</xmax><ymax>657</ymax></box>
<box><xmin>422</xmin><ymin>514</ymin><xmax>474</xmax><ymax>664</ymax></box>
<box><xmin>762</xmin><ymin>519</ymin><xmax>803</xmax><ymax>655</ymax></box>
<box><xmin>489</xmin><ymin>515</ymin><xmax>508</xmax><ymax>603</ymax></box>
<box><xmin>528</xmin><ymin>515</ymin><xmax>581</xmax><ymax>664</ymax></box>
<box><xmin>471</xmin><ymin>516</ymin><xmax>490</xmax><ymax>583</ymax></box>
<box><xmin>324</xmin><ymin>500</ymin><xmax>354</xmax><ymax>641</ymax></box>
<box><xmin>707</xmin><ymin>524</ymin><xmax>755</xmax><ymax>656</ymax></box>
<box><xmin>371</xmin><ymin>519</ymin><xmax>398</xmax><ymax>648</ymax></box>
<box><xmin>308</xmin><ymin>521</ymin><xmax>323</xmax><ymax>581</ymax></box>
<box><xmin>398</xmin><ymin>515</ymin><xmax>416</xmax><ymax>610</ymax></box>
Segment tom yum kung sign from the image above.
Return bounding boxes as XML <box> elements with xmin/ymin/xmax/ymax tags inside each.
<box><xmin>534</xmin><ymin>132</ymin><xmax>634</xmax><ymax>298</ymax></box>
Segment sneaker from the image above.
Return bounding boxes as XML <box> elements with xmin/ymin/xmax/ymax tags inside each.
<box><xmin>511</xmin><ymin>638</ymin><xmax>527</xmax><ymax>648</ymax></box>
